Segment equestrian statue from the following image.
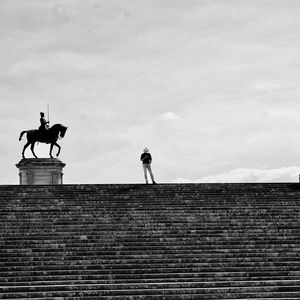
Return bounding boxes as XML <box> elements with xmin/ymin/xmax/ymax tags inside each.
<box><xmin>19</xmin><ymin>112</ymin><xmax>68</xmax><ymax>159</ymax></box>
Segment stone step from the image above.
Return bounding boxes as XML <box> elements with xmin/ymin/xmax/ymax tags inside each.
<box><xmin>2</xmin><ymin>226</ymin><xmax>299</xmax><ymax>232</ymax></box>
<box><xmin>2</xmin><ymin>229</ymin><xmax>298</xmax><ymax>236</ymax></box>
<box><xmin>2</xmin><ymin>234</ymin><xmax>299</xmax><ymax>242</ymax></box>
<box><xmin>2</xmin><ymin>189</ymin><xmax>298</xmax><ymax>194</ymax></box>
<box><xmin>1</xmin><ymin>214</ymin><xmax>297</xmax><ymax>220</ymax></box>
<box><xmin>2</xmin><ymin>264</ymin><xmax>300</xmax><ymax>275</ymax></box>
<box><xmin>2</xmin><ymin>238</ymin><xmax>299</xmax><ymax>246</ymax></box>
<box><xmin>2</xmin><ymin>223</ymin><xmax>299</xmax><ymax>228</ymax></box>
<box><xmin>12</xmin><ymin>206</ymin><xmax>288</xmax><ymax>210</ymax></box>
<box><xmin>2</xmin><ymin>202</ymin><xmax>297</xmax><ymax>206</ymax></box>
<box><xmin>2</xmin><ymin>225</ymin><xmax>299</xmax><ymax>231</ymax></box>
<box><xmin>2</xmin><ymin>246</ymin><xmax>299</xmax><ymax>256</ymax></box>
<box><xmin>2</xmin><ymin>252</ymin><xmax>298</xmax><ymax>263</ymax></box>
<box><xmin>2</xmin><ymin>279</ymin><xmax>299</xmax><ymax>292</ymax></box>
<box><xmin>2</xmin><ymin>220</ymin><xmax>298</xmax><ymax>225</ymax></box>
<box><xmin>2</xmin><ymin>256</ymin><xmax>299</xmax><ymax>268</ymax></box>
<box><xmin>3</xmin><ymin>204</ymin><xmax>297</xmax><ymax>210</ymax></box>
<box><xmin>2</xmin><ymin>212</ymin><xmax>297</xmax><ymax>216</ymax></box>
<box><xmin>1</xmin><ymin>197</ymin><xmax>299</xmax><ymax>201</ymax></box>
<box><xmin>1</xmin><ymin>251</ymin><xmax>298</xmax><ymax>261</ymax></box>
<box><xmin>1</xmin><ymin>255</ymin><xmax>299</xmax><ymax>265</ymax></box>
<box><xmin>1</xmin><ymin>245</ymin><xmax>299</xmax><ymax>254</ymax></box>
<box><xmin>1</xmin><ymin>296</ymin><xmax>300</xmax><ymax>300</ymax></box>
<box><xmin>2</xmin><ymin>228</ymin><xmax>299</xmax><ymax>236</ymax></box>
<box><xmin>3</xmin><ymin>274</ymin><xmax>300</xmax><ymax>285</ymax></box>
<box><xmin>1</xmin><ymin>246</ymin><xmax>299</xmax><ymax>256</ymax></box>
<box><xmin>2</xmin><ymin>250</ymin><xmax>299</xmax><ymax>259</ymax></box>
<box><xmin>6</xmin><ymin>193</ymin><xmax>298</xmax><ymax>197</ymax></box>
<box><xmin>1</xmin><ymin>212</ymin><xmax>298</xmax><ymax>217</ymax></box>
<box><xmin>2</xmin><ymin>195</ymin><xmax>299</xmax><ymax>199</ymax></box>
<box><xmin>2</xmin><ymin>196</ymin><xmax>299</xmax><ymax>200</ymax></box>
<box><xmin>1</xmin><ymin>207</ymin><xmax>297</xmax><ymax>212</ymax></box>
<box><xmin>2</xmin><ymin>297</ymin><xmax>299</xmax><ymax>300</ymax></box>
<box><xmin>1</xmin><ymin>286</ymin><xmax>300</xmax><ymax>299</ymax></box>
<box><xmin>2</xmin><ymin>266</ymin><xmax>299</xmax><ymax>276</ymax></box>
<box><xmin>2</xmin><ymin>232</ymin><xmax>299</xmax><ymax>239</ymax></box>
<box><xmin>2</xmin><ymin>224</ymin><xmax>298</xmax><ymax>230</ymax></box>
<box><xmin>0</xmin><ymin>194</ymin><xmax>297</xmax><ymax>200</ymax></box>
<box><xmin>13</xmin><ymin>200</ymin><xmax>267</xmax><ymax>204</ymax></box>
<box><xmin>1</xmin><ymin>270</ymin><xmax>299</xmax><ymax>281</ymax></box>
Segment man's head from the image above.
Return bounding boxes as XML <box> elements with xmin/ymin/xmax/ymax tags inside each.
<box><xmin>40</xmin><ymin>112</ymin><xmax>45</xmax><ymax>117</ymax></box>
<box><xmin>144</xmin><ymin>147</ymin><xmax>149</xmax><ymax>153</ymax></box>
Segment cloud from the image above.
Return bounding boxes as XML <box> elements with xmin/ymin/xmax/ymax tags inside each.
<box><xmin>267</xmin><ymin>109</ymin><xmax>300</xmax><ymax>122</ymax></box>
<box><xmin>172</xmin><ymin>167</ymin><xmax>300</xmax><ymax>183</ymax></box>
<box><xmin>159</xmin><ymin>112</ymin><xmax>180</xmax><ymax>121</ymax></box>
<box><xmin>254</xmin><ymin>81</ymin><xmax>283</xmax><ymax>92</ymax></box>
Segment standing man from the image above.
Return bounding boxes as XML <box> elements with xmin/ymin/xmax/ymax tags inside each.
<box><xmin>140</xmin><ymin>147</ymin><xmax>157</xmax><ymax>184</ymax></box>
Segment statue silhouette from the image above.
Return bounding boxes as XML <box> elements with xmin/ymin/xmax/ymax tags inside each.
<box><xmin>19</xmin><ymin>123</ymin><xmax>68</xmax><ymax>159</ymax></box>
<box><xmin>39</xmin><ymin>112</ymin><xmax>49</xmax><ymax>137</ymax></box>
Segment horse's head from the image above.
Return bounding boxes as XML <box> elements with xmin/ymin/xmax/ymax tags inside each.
<box><xmin>59</xmin><ymin>125</ymin><xmax>67</xmax><ymax>138</ymax></box>
<box><xmin>50</xmin><ymin>124</ymin><xmax>68</xmax><ymax>139</ymax></box>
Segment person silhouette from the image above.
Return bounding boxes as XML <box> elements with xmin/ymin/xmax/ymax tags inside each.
<box><xmin>140</xmin><ymin>147</ymin><xmax>157</xmax><ymax>184</ymax></box>
<box><xmin>38</xmin><ymin>112</ymin><xmax>49</xmax><ymax>141</ymax></box>
<box><xmin>39</xmin><ymin>112</ymin><xmax>49</xmax><ymax>132</ymax></box>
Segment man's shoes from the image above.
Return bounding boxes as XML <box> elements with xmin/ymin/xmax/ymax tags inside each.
<box><xmin>152</xmin><ymin>181</ymin><xmax>157</xmax><ymax>185</ymax></box>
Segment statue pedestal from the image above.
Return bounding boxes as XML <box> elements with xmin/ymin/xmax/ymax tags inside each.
<box><xmin>16</xmin><ymin>158</ymin><xmax>66</xmax><ymax>185</ymax></box>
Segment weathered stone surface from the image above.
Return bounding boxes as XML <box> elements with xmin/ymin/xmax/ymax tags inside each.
<box><xmin>16</xmin><ymin>158</ymin><xmax>66</xmax><ymax>185</ymax></box>
<box><xmin>0</xmin><ymin>183</ymin><xmax>300</xmax><ymax>299</ymax></box>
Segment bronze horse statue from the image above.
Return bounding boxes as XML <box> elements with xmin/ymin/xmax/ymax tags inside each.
<box><xmin>19</xmin><ymin>124</ymin><xmax>67</xmax><ymax>159</ymax></box>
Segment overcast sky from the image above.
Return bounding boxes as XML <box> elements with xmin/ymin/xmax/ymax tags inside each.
<box><xmin>1</xmin><ymin>0</ymin><xmax>300</xmax><ymax>184</ymax></box>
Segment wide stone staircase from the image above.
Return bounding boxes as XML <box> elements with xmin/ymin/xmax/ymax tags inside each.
<box><xmin>0</xmin><ymin>183</ymin><xmax>299</xmax><ymax>299</ymax></box>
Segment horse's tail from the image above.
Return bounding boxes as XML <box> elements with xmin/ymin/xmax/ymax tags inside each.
<box><xmin>19</xmin><ymin>131</ymin><xmax>27</xmax><ymax>141</ymax></box>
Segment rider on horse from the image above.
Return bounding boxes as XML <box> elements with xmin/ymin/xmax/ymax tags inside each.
<box><xmin>19</xmin><ymin>110</ymin><xmax>67</xmax><ymax>159</ymax></box>
<box><xmin>39</xmin><ymin>112</ymin><xmax>49</xmax><ymax>142</ymax></box>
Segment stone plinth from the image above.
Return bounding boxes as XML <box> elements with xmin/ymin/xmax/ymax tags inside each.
<box><xmin>16</xmin><ymin>158</ymin><xmax>66</xmax><ymax>185</ymax></box>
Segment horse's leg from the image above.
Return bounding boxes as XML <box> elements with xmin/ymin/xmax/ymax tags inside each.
<box><xmin>22</xmin><ymin>142</ymin><xmax>30</xmax><ymax>159</ymax></box>
<box><xmin>49</xmin><ymin>143</ymin><xmax>54</xmax><ymax>158</ymax></box>
<box><xmin>54</xmin><ymin>142</ymin><xmax>61</xmax><ymax>157</ymax></box>
<box><xmin>30</xmin><ymin>142</ymin><xmax>38</xmax><ymax>158</ymax></box>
